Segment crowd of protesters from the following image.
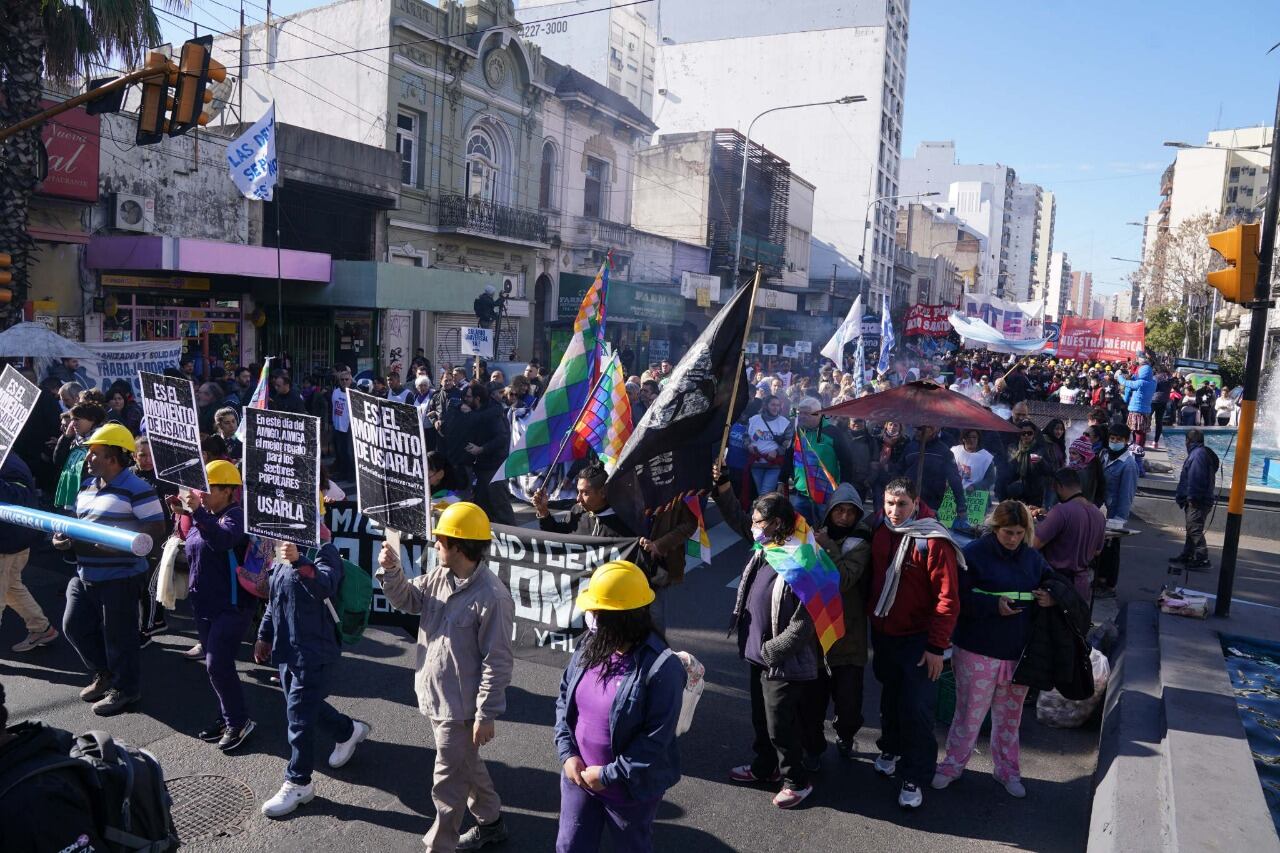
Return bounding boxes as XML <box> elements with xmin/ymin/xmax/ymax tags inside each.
<box><xmin>0</xmin><ymin>337</ymin><xmax>1233</xmax><ymax>851</ymax></box>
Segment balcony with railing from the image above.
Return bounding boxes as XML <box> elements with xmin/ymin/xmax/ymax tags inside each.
<box><xmin>436</xmin><ymin>193</ymin><xmax>549</xmax><ymax>245</ymax></box>
<box><xmin>563</xmin><ymin>216</ymin><xmax>634</xmax><ymax>252</ymax></box>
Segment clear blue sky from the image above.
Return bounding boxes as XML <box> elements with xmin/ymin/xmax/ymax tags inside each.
<box><xmin>160</xmin><ymin>0</ymin><xmax>1280</xmax><ymax>299</ymax></box>
<box><xmin>903</xmin><ymin>0</ymin><xmax>1280</xmax><ymax>299</ymax></box>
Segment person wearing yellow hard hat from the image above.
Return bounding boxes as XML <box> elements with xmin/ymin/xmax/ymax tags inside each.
<box><xmin>57</xmin><ymin>422</ymin><xmax>167</xmax><ymax>717</ymax></box>
<box><xmin>376</xmin><ymin>501</ymin><xmax>514</xmax><ymax>850</ymax></box>
<box><xmin>553</xmin><ymin>560</ymin><xmax>686</xmax><ymax>853</ymax></box>
<box><xmin>175</xmin><ymin>460</ymin><xmax>257</xmax><ymax>752</ymax></box>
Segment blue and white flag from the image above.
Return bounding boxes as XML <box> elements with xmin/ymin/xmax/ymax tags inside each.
<box><xmin>876</xmin><ymin>293</ymin><xmax>895</xmax><ymax>374</ymax></box>
<box><xmin>820</xmin><ymin>294</ymin><xmax>863</xmax><ymax>366</ymax></box>
<box><xmin>853</xmin><ymin>335</ymin><xmax>866</xmax><ymax>387</ymax></box>
<box><xmin>227</xmin><ymin>103</ymin><xmax>278</xmax><ymax>201</ymax></box>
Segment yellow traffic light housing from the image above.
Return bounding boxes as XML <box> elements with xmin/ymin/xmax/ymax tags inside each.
<box><xmin>1207</xmin><ymin>222</ymin><xmax>1261</xmax><ymax>304</ymax></box>
<box><xmin>0</xmin><ymin>253</ymin><xmax>13</xmax><ymax>305</ymax></box>
<box><xmin>170</xmin><ymin>36</ymin><xmax>226</xmax><ymax>136</ymax></box>
<box><xmin>136</xmin><ymin>51</ymin><xmax>173</xmax><ymax>145</ymax></box>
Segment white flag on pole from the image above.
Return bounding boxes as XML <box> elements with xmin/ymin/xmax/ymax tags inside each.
<box><xmin>820</xmin><ymin>294</ymin><xmax>864</xmax><ymax>365</ymax></box>
<box><xmin>226</xmin><ymin>103</ymin><xmax>278</xmax><ymax>201</ymax></box>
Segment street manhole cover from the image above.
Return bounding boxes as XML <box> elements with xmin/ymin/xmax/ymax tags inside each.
<box><xmin>167</xmin><ymin>774</ymin><xmax>255</xmax><ymax>842</ymax></box>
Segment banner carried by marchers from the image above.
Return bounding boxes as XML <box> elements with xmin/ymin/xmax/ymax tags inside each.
<box><xmin>243</xmin><ymin>407</ymin><xmax>320</xmax><ymax>546</ymax></box>
<box><xmin>323</xmin><ymin>501</ymin><xmax>637</xmax><ymax>664</ymax></box>
<box><xmin>903</xmin><ymin>304</ymin><xmax>953</xmax><ymax>338</ymax></box>
<box><xmin>347</xmin><ymin>389</ymin><xmax>430</xmax><ymax>538</ymax></box>
<box><xmin>0</xmin><ymin>365</ymin><xmax>40</xmax><ymax>470</ymax></box>
<box><xmin>38</xmin><ymin>341</ymin><xmax>184</xmax><ymax>396</ymax></box>
<box><xmin>1056</xmin><ymin>317</ymin><xmax>1146</xmax><ymax>361</ymax></box>
<box><xmin>138</xmin><ymin>371</ymin><xmax>207</xmax><ymax>491</ymax></box>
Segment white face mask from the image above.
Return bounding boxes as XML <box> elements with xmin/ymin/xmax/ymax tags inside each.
<box><xmin>584</xmin><ymin>610</ymin><xmax>598</xmax><ymax>633</ymax></box>
<box><xmin>752</xmin><ymin>525</ymin><xmax>772</xmax><ymax>545</ymax></box>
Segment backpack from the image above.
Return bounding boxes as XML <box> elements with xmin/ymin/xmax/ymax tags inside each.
<box><xmin>0</xmin><ymin>730</ymin><xmax>177</xmax><ymax>852</ymax></box>
<box><xmin>646</xmin><ymin>649</ymin><xmax>705</xmax><ymax>736</ymax></box>
<box><xmin>324</xmin><ymin>556</ymin><xmax>373</xmax><ymax>646</ymax></box>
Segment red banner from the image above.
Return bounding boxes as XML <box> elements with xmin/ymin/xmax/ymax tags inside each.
<box><xmin>1056</xmin><ymin>317</ymin><xmax>1146</xmax><ymax>361</ymax></box>
<box><xmin>903</xmin><ymin>304</ymin><xmax>952</xmax><ymax>338</ymax></box>
<box><xmin>37</xmin><ymin>100</ymin><xmax>100</xmax><ymax>202</ymax></box>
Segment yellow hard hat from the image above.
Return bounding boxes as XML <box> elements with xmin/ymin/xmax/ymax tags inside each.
<box><xmin>576</xmin><ymin>560</ymin><xmax>655</xmax><ymax>611</ymax></box>
<box><xmin>205</xmin><ymin>460</ymin><xmax>241</xmax><ymax>486</ymax></box>
<box><xmin>432</xmin><ymin>501</ymin><xmax>492</xmax><ymax>541</ymax></box>
<box><xmin>85</xmin><ymin>423</ymin><xmax>136</xmax><ymax>453</ymax></box>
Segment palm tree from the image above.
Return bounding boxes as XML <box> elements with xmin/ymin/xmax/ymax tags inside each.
<box><xmin>0</xmin><ymin>0</ymin><xmax>170</xmax><ymax>321</ymax></box>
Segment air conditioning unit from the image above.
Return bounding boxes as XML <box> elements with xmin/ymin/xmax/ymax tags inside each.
<box><xmin>110</xmin><ymin>192</ymin><xmax>155</xmax><ymax>233</ymax></box>
<box><xmin>501</xmin><ymin>272</ymin><xmax>525</xmax><ymax>299</ymax></box>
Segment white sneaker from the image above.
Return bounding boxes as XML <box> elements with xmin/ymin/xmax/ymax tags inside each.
<box><xmin>873</xmin><ymin>753</ymin><xmax>900</xmax><ymax>776</ymax></box>
<box><xmin>261</xmin><ymin>781</ymin><xmax>314</xmax><ymax>818</ymax></box>
<box><xmin>1003</xmin><ymin>778</ymin><xmax>1026</xmax><ymax>798</ymax></box>
<box><xmin>328</xmin><ymin>720</ymin><xmax>371</xmax><ymax>768</ymax></box>
<box><xmin>898</xmin><ymin>782</ymin><xmax>924</xmax><ymax>809</ymax></box>
<box><xmin>931</xmin><ymin>772</ymin><xmax>956</xmax><ymax>790</ymax></box>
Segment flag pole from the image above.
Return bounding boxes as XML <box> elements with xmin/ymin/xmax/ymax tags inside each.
<box><xmin>535</xmin><ymin>352</ymin><xmax>614</xmax><ymax>494</ymax></box>
<box><xmin>717</xmin><ymin>266</ymin><xmax>763</xmax><ymax>463</ymax></box>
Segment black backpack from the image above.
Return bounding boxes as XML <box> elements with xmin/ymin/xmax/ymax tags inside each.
<box><xmin>0</xmin><ymin>730</ymin><xmax>178</xmax><ymax>852</ymax></box>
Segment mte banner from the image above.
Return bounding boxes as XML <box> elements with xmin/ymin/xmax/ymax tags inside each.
<box><xmin>961</xmin><ymin>294</ymin><xmax>1045</xmax><ymax>341</ymax></box>
<box><xmin>0</xmin><ymin>365</ymin><xmax>40</xmax><ymax>470</ymax></box>
<box><xmin>243</xmin><ymin>407</ymin><xmax>321</xmax><ymax>546</ymax></box>
<box><xmin>1056</xmin><ymin>318</ymin><xmax>1146</xmax><ymax>362</ymax></box>
<box><xmin>138</xmin><ymin>371</ymin><xmax>207</xmax><ymax>491</ymax></box>
<box><xmin>903</xmin><ymin>304</ymin><xmax>953</xmax><ymax>338</ymax></box>
<box><xmin>324</xmin><ymin>502</ymin><xmax>637</xmax><ymax>664</ymax></box>
<box><xmin>347</xmin><ymin>389</ymin><xmax>430</xmax><ymax>538</ymax></box>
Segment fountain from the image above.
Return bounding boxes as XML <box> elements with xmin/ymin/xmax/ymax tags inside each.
<box><xmin>1165</xmin><ymin>366</ymin><xmax>1280</xmax><ymax>489</ymax></box>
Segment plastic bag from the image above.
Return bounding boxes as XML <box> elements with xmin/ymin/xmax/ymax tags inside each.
<box><xmin>154</xmin><ymin>536</ymin><xmax>188</xmax><ymax>609</ymax></box>
<box><xmin>675</xmin><ymin>651</ymin><xmax>706</xmax><ymax>736</ymax></box>
<box><xmin>1036</xmin><ymin>648</ymin><xmax>1110</xmax><ymax>728</ymax></box>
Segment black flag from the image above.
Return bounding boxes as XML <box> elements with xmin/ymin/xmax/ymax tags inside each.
<box><xmin>605</xmin><ymin>281</ymin><xmax>752</xmax><ymax>528</ymax></box>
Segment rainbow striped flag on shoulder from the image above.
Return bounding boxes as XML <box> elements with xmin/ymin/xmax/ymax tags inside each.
<box><xmin>758</xmin><ymin>515</ymin><xmax>845</xmax><ymax>653</ymax></box>
<box><xmin>792</xmin><ymin>421</ymin><xmax>837</xmax><ymax>506</ymax></box>
<box><xmin>683</xmin><ymin>494</ymin><xmax>711</xmax><ymax>565</ymax></box>
<box><xmin>572</xmin><ymin>351</ymin><xmax>632</xmax><ymax>470</ymax></box>
<box><xmin>495</xmin><ymin>261</ymin><xmax>609</xmax><ymax>480</ymax></box>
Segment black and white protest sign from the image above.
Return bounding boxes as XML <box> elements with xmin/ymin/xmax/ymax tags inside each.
<box><xmin>0</xmin><ymin>364</ymin><xmax>40</xmax><ymax>470</ymax></box>
<box><xmin>244</xmin><ymin>407</ymin><xmax>320</xmax><ymax>546</ymax></box>
<box><xmin>461</xmin><ymin>326</ymin><xmax>495</xmax><ymax>359</ymax></box>
<box><xmin>323</xmin><ymin>501</ymin><xmax>637</xmax><ymax>662</ymax></box>
<box><xmin>138</xmin><ymin>371</ymin><xmax>208</xmax><ymax>491</ymax></box>
<box><xmin>348</xmin><ymin>389</ymin><xmax>429</xmax><ymax>538</ymax></box>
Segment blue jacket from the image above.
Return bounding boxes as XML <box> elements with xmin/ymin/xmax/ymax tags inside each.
<box><xmin>1121</xmin><ymin>365</ymin><xmax>1156</xmax><ymax>415</ymax></box>
<box><xmin>1175</xmin><ymin>443</ymin><xmax>1220</xmax><ymax>507</ymax></box>
<box><xmin>897</xmin><ymin>437</ymin><xmax>966</xmax><ymax>517</ymax></box>
<box><xmin>184</xmin><ymin>503</ymin><xmax>251</xmax><ymax>618</ymax></box>
<box><xmin>955</xmin><ymin>534</ymin><xmax>1050</xmax><ymax>661</ymax></box>
<box><xmin>554</xmin><ymin>632</ymin><xmax>686</xmax><ymax>802</ymax></box>
<box><xmin>258</xmin><ymin>543</ymin><xmax>343</xmax><ymax>668</ymax></box>
<box><xmin>0</xmin><ymin>456</ymin><xmax>44</xmax><ymax>554</ymax></box>
<box><xmin>1103</xmin><ymin>449</ymin><xmax>1139</xmax><ymax>521</ymax></box>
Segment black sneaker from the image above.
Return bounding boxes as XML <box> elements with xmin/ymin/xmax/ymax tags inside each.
<box><xmin>138</xmin><ymin>631</ymin><xmax>153</xmax><ymax>650</ymax></box>
<box><xmin>457</xmin><ymin>817</ymin><xmax>508</xmax><ymax>851</ymax></box>
<box><xmin>1185</xmin><ymin>558</ymin><xmax>1212</xmax><ymax>570</ymax></box>
<box><xmin>836</xmin><ymin>738</ymin><xmax>857</xmax><ymax>760</ymax></box>
<box><xmin>218</xmin><ymin>719</ymin><xmax>256</xmax><ymax>752</ymax></box>
<box><xmin>142</xmin><ymin>619</ymin><xmax>168</xmax><ymax>637</ymax></box>
<box><xmin>197</xmin><ymin>719</ymin><xmax>227</xmax><ymax>743</ymax></box>
<box><xmin>1168</xmin><ymin>555</ymin><xmax>1190</xmax><ymax>566</ymax></box>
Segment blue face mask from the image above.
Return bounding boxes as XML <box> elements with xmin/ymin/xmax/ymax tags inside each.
<box><xmin>1109</xmin><ymin>441</ymin><xmax>1127</xmax><ymax>453</ymax></box>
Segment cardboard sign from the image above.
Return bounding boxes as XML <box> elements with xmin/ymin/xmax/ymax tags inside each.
<box><xmin>460</xmin><ymin>326</ymin><xmax>495</xmax><ymax>359</ymax></box>
<box><xmin>347</xmin><ymin>389</ymin><xmax>430</xmax><ymax>538</ymax></box>
<box><xmin>936</xmin><ymin>489</ymin><xmax>991</xmax><ymax>528</ymax></box>
<box><xmin>0</xmin><ymin>365</ymin><xmax>40</xmax><ymax>470</ymax></box>
<box><xmin>138</xmin><ymin>371</ymin><xmax>208</xmax><ymax>491</ymax></box>
<box><xmin>795</xmin><ymin>340</ymin><xmax>812</xmax><ymax>354</ymax></box>
<box><xmin>782</xmin><ymin>345</ymin><xmax>797</xmax><ymax>358</ymax></box>
<box><xmin>243</xmin><ymin>407</ymin><xmax>320</xmax><ymax>546</ymax></box>
<box><xmin>745</xmin><ymin>341</ymin><xmax>760</xmax><ymax>354</ymax></box>
<box><xmin>762</xmin><ymin>343</ymin><xmax>778</xmax><ymax>356</ymax></box>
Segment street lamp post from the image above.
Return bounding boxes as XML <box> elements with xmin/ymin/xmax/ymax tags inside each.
<box><xmin>731</xmin><ymin>95</ymin><xmax>866</xmax><ymax>287</ymax></box>
<box><xmin>857</xmin><ymin>191</ymin><xmax>942</xmax><ymax>302</ymax></box>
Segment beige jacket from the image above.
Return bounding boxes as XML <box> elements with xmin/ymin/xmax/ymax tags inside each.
<box><xmin>376</xmin><ymin>558</ymin><xmax>514</xmax><ymax>723</ymax></box>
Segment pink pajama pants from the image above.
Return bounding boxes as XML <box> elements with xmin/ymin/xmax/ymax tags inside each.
<box><xmin>937</xmin><ymin>646</ymin><xmax>1029</xmax><ymax>784</ymax></box>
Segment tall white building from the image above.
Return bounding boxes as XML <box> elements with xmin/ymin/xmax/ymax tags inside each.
<box><xmin>1166</xmin><ymin>126</ymin><xmax>1272</xmax><ymax>227</ymax></box>
<box><xmin>1006</xmin><ymin>181</ymin><xmax>1043</xmax><ymax>302</ymax></box>
<box><xmin>900</xmin><ymin>141</ymin><xmax>1016</xmax><ymax>297</ymax></box>
<box><xmin>1046</xmin><ymin>251</ymin><xmax>1071</xmax><ymax>321</ymax></box>
<box><xmin>1033</xmin><ymin>190</ymin><xmax>1056</xmax><ymax>303</ymax></box>
<box><xmin>651</xmin><ymin>0</ymin><xmax>910</xmax><ymax>301</ymax></box>
<box><xmin>514</xmin><ymin>0</ymin><xmax>657</xmax><ymax>116</ymax></box>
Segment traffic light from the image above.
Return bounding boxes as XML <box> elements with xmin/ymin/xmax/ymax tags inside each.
<box><xmin>169</xmin><ymin>36</ymin><xmax>227</xmax><ymax>136</ymax></box>
<box><xmin>1207</xmin><ymin>222</ymin><xmax>1261</xmax><ymax>304</ymax></box>
<box><xmin>136</xmin><ymin>51</ymin><xmax>174</xmax><ymax>145</ymax></box>
<box><xmin>0</xmin><ymin>253</ymin><xmax>13</xmax><ymax>305</ymax></box>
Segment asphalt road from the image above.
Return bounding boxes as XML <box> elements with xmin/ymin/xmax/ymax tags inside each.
<box><xmin>3</xmin><ymin>506</ymin><xmax>1125</xmax><ymax>853</ymax></box>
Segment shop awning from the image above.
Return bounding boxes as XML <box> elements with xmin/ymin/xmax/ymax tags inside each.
<box><xmin>257</xmin><ymin>260</ymin><xmax>507</xmax><ymax>312</ymax></box>
<box><xmin>86</xmin><ymin>235</ymin><xmax>331</xmax><ymax>282</ymax></box>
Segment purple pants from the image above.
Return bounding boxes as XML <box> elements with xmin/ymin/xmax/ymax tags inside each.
<box><xmin>195</xmin><ymin>609</ymin><xmax>252</xmax><ymax>728</ymax></box>
<box><xmin>556</xmin><ymin>774</ymin><xmax>660</xmax><ymax>853</ymax></box>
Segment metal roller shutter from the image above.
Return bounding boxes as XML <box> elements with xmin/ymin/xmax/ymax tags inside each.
<box><xmin>434</xmin><ymin>312</ymin><xmax>519</xmax><ymax>367</ymax></box>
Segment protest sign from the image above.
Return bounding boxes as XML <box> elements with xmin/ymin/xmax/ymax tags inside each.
<box><xmin>347</xmin><ymin>389</ymin><xmax>430</xmax><ymax>538</ymax></box>
<box><xmin>904</xmin><ymin>304</ymin><xmax>953</xmax><ymax>338</ymax></box>
<box><xmin>0</xmin><ymin>365</ymin><xmax>40</xmax><ymax>470</ymax></box>
<box><xmin>782</xmin><ymin>345</ymin><xmax>796</xmax><ymax>358</ymax></box>
<box><xmin>243</xmin><ymin>407</ymin><xmax>320</xmax><ymax>546</ymax></box>
<box><xmin>936</xmin><ymin>489</ymin><xmax>992</xmax><ymax>528</ymax></box>
<box><xmin>37</xmin><ymin>340</ymin><xmax>184</xmax><ymax>396</ymax></box>
<box><xmin>795</xmin><ymin>340</ymin><xmax>812</xmax><ymax>354</ymax></box>
<box><xmin>762</xmin><ymin>343</ymin><xmax>778</xmax><ymax>355</ymax></box>
<box><xmin>324</xmin><ymin>501</ymin><xmax>637</xmax><ymax>662</ymax></box>
<box><xmin>460</xmin><ymin>326</ymin><xmax>495</xmax><ymax>359</ymax></box>
<box><xmin>1056</xmin><ymin>318</ymin><xmax>1146</xmax><ymax>362</ymax></box>
<box><xmin>138</xmin><ymin>371</ymin><xmax>207</xmax><ymax>491</ymax></box>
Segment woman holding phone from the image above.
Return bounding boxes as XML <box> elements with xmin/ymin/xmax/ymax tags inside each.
<box><xmin>932</xmin><ymin>500</ymin><xmax>1053</xmax><ymax>799</ymax></box>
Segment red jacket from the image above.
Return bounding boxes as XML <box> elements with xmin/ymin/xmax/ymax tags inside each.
<box><xmin>867</xmin><ymin>504</ymin><xmax>960</xmax><ymax>653</ymax></box>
